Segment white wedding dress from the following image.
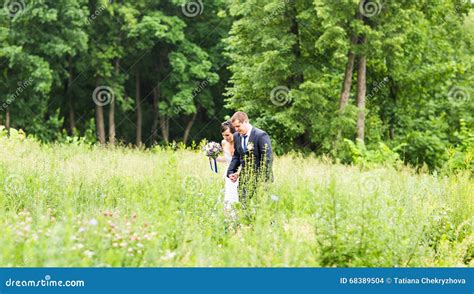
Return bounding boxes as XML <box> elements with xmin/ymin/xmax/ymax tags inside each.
<box><xmin>223</xmin><ymin>149</ymin><xmax>239</xmax><ymax>210</ymax></box>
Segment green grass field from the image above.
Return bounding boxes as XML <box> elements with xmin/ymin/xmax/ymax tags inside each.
<box><xmin>0</xmin><ymin>135</ymin><xmax>472</xmax><ymax>267</ymax></box>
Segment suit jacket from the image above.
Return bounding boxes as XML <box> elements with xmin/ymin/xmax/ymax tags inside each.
<box><xmin>227</xmin><ymin>126</ymin><xmax>273</xmax><ymax>181</ymax></box>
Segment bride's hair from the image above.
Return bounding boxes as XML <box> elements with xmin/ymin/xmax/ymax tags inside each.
<box><xmin>221</xmin><ymin>120</ymin><xmax>236</xmax><ymax>133</ymax></box>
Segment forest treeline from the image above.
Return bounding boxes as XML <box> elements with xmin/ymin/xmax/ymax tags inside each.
<box><xmin>0</xmin><ymin>0</ymin><xmax>472</xmax><ymax>171</ymax></box>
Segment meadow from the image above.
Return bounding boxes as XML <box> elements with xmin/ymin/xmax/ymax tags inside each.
<box><xmin>0</xmin><ymin>134</ymin><xmax>472</xmax><ymax>267</ymax></box>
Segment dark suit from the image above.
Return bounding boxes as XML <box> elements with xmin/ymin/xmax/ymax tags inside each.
<box><xmin>227</xmin><ymin>126</ymin><xmax>273</xmax><ymax>182</ymax></box>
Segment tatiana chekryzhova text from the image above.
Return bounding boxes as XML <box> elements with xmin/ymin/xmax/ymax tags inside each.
<box><xmin>393</xmin><ymin>277</ymin><xmax>466</xmax><ymax>285</ymax></box>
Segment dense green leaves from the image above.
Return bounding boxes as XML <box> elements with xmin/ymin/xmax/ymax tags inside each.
<box><xmin>225</xmin><ymin>0</ymin><xmax>473</xmax><ymax>170</ymax></box>
<box><xmin>0</xmin><ymin>0</ymin><xmax>472</xmax><ymax>170</ymax></box>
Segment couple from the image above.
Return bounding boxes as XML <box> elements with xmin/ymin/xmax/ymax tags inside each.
<box><xmin>217</xmin><ymin>111</ymin><xmax>273</xmax><ymax>211</ymax></box>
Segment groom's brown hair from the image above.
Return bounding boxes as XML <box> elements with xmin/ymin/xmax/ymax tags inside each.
<box><xmin>231</xmin><ymin>111</ymin><xmax>248</xmax><ymax>123</ymax></box>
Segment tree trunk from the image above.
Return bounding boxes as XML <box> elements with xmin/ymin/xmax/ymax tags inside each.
<box><xmin>95</xmin><ymin>78</ymin><xmax>106</xmax><ymax>144</ymax></box>
<box><xmin>183</xmin><ymin>107</ymin><xmax>199</xmax><ymax>145</ymax></box>
<box><xmin>355</xmin><ymin>4</ymin><xmax>368</xmax><ymax>142</ymax></box>
<box><xmin>160</xmin><ymin>117</ymin><xmax>169</xmax><ymax>144</ymax></box>
<box><xmin>339</xmin><ymin>35</ymin><xmax>358</xmax><ymax>110</ymax></box>
<box><xmin>289</xmin><ymin>4</ymin><xmax>304</xmax><ymax>86</ymax></box>
<box><xmin>334</xmin><ymin>4</ymin><xmax>365</xmax><ymax>151</ymax></box>
<box><xmin>108</xmin><ymin>59</ymin><xmax>119</xmax><ymax>146</ymax></box>
<box><xmin>5</xmin><ymin>107</ymin><xmax>10</xmax><ymax>135</ymax></box>
<box><xmin>108</xmin><ymin>96</ymin><xmax>116</xmax><ymax>145</ymax></box>
<box><xmin>68</xmin><ymin>100</ymin><xmax>75</xmax><ymax>133</ymax></box>
<box><xmin>356</xmin><ymin>46</ymin><xmax>367</xmax><ymax>142</ymax></box>
<box><xmin>388</xmin><ymin>76</ymin><xmax>397</xmax><ymax>140</ymax></box>
<box><xmin>67</xmin><ymin>56</ymin><xmax>76</xmax><ymax>133</ymax></box>
<box><xmin>151</xmin><ymin>86</ymin><xmax>160</xmax><ymax>145</ymax></box>
<box><xmin>96</xmin><ymin>104</ymin><xmax>106</xmax><ymax>145</ymax></box>
<box><xmin>135</xmin><ymin>71</ymin><xmax>142</xmax><ymax>147</ymax></box>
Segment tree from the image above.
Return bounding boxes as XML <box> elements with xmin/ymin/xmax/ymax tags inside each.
<box><xmin>225</xmin><ymin>0</ymin><xmax>473</xmax><ymax>169</ymax></box>
<box><xmin>0</xmin><ymin>1</ymin><xmax>53</xmax><ymax>134</ymax></box>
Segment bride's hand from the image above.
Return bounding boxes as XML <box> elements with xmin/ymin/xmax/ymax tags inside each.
<box><xmin>229</xmin><ymin>173</ymin><xmax>238</xmax><ymax>182</ymax></box>
<box><xmin>216</xmin><ymin>156</ymin><xmax>226</xmax><ymax>163</ymax></box>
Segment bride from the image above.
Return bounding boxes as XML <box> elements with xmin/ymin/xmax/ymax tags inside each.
<box><xmin>217</xmin><ymin>120</ymin><xmax>239</xmax><ymax>213</ymax></box>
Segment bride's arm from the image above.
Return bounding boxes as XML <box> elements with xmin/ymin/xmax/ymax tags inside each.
<box><xmin>216</xmin><ymin>140</ymin><xmax>227</xmax><ymax>163</ymax></box>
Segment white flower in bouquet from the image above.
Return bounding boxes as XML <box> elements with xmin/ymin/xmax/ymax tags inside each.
<box><xmin>203</xmin><ymin>141</ymin><xmax>223</xmax><ymax>159</ymax></box>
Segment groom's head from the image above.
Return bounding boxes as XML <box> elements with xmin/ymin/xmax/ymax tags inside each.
<box><xmin>231</xmin><ymin>111</ymin><xmax>250</xmax><ymax>135</ymax></box>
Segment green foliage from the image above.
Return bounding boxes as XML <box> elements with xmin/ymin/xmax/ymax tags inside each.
<box><xmin>342</xmin><ymin>139</ymin><xmax>405</xmax><ymax>168</ymax></box>
<box><xmin>225</xmin><ymin>0</ymin><xmax>473</xmax><ymax>170</ymax></box>
<box><xmin>0</xmin><ymin>0</ymin><xmax>472</xmax><ymax>172</ymax></box>
<box><xmin>443</xmin><ymin>119</ymin><xmax>474</xmax><ymax>173</ymax></box>
<box><xmin>0</xmin><ymin>0</ymin><xmax>231</xmax><ymax>145</ymax></box>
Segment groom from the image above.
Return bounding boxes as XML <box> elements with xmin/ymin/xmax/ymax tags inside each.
<box><xmin>227</xmin><ymin>112</ymin><xmax>273</xmax><ymax>201</ymax></box>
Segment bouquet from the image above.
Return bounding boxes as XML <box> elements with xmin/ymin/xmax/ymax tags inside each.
<box><xmin>203</xmin><ymin>141</ymin><xmax>223</xmax><ymax>173</ymax></box>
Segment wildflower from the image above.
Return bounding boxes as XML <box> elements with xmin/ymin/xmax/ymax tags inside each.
<box><xmin>89</xmin><ymin>219</ymin><xmax>98</xmax><ymax>226</ymax></box>
<box><xmin>271</xmin><ymin>195</ymin><xmax>279</xmax><ymax>202</ymax></box>
<box><xmin>161</xmin><ymin>250</ymin><xmax>176</xmax><ymax>260</ymax></box>
<box><xmin>73</xmin><ymin>243</ymin><xmax>85</xmax><ymax>250</ymax></box>
<box><xmin>103</xmin><ymin>211</ymin><xmax>113</xmax><ymax>217</ymax></box>
<box><xmin>84</xmin><ymin>250</ymin><xmax>95</xmax><ymax>258</ymax></box>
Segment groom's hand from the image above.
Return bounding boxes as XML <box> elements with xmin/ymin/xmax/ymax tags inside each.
<box><xmin>229</xmin><ymin>173</ymin><xmax>238</xmax><ymax>182</ymax></box>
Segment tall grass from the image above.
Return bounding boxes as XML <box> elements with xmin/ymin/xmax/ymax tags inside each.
<box><xmin>0</xmin><ymin>136</ymin><xmax>472</xmax><ymax>267</ymax></box>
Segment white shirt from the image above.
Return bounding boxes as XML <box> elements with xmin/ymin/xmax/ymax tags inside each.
<box><xmin>241</xmin><ymin>124</ymin><xmax>253</xmax><ymax>151</ymax></box>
